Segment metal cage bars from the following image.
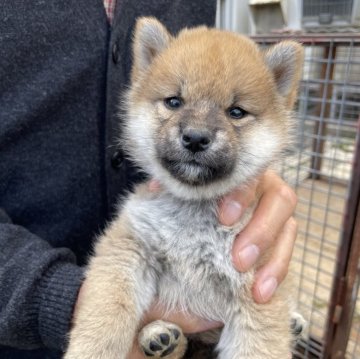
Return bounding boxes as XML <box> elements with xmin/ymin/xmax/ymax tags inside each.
<box><xmin>253</xmin><ymin>34</ymin><xmax>360</xmax><ymax>358</ymax></box>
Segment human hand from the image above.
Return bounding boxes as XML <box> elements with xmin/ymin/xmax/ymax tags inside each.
<box><xmin>218</xmin><ymin>170</ymin><xmax>298</xmax><ymax>304</ymax></box>
<box><xmin>148</xmin><ymin>171</ymin><xmax>297</xmax><ymax>304</ymax></box>
<box><xmin>128</xmin><ymin>301</ymin><xmax>222</xmax><ymax>358</ymax></box>
<box><xmin>74</xmin><ymin>272</ymin><xmax>222</xmax><ymax>359</ymax></box>
<box><xmin>127</xmin><ymin>172</ymin><xmax>297</xmax><ymax>357</ymax></box>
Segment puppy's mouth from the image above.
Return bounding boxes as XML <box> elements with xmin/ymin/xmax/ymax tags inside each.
<box><xmin>160</xmin><ymin>157</ymin><xmax>231</xmax><ymax>186</ymax></box>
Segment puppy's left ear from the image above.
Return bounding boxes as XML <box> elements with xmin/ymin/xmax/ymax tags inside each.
<box><xmin>132</xmin><ymin>17</ymin><xmax>172</xmax><ymax>81</ymax></box>
<box><xmin>264</xmin><ymin>41</ymin><xmax>304</xmax><ymax>109</ymax></box>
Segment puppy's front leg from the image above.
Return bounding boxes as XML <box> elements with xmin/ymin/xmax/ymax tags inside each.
<box><xmin>64</xmin><ymin>218</ymin><xmax>156</xmax><ymax>359</ymax></box>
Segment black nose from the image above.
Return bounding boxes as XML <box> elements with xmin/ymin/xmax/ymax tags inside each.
<box><xmin>181</xmin><ymin>129</ymin><xmax>211</xmax><ymax>153</ymax></box>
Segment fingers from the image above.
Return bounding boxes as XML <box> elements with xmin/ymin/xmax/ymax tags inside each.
<box><xmin>252</xmin><ymin>217</ymin><xmax>297</xmax><ymax>303</ymax></box>
<box><xmin>132</xmin><ymin>308</ymin><xmax>222</xmax><ymax>359</ymax></box>
<box><xmin>142</xmin><ymin>303</ymin><xmax>222</xmax><ymax>334</ymax></box>
<box><xmin>225</xmin><ymin>171</ymin><xmax>298</xmax><ymax>303</ymax></box>
<box><xmin>231</xmin><ymin>171</ymin><xmax>297</xmax><ymax>272</ymax></box>
<box><xmin>149</xmin><ymin>171</ymin><xmax>297</xmax><ymax>307</ymax></box>
<box><xmin>218</xmin><ymin>180</ymin><xmax>258</xmax><ymax>226</ymax></box>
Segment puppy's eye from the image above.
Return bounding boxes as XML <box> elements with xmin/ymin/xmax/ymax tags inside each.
<box><xmin>164</xmin><ymin>96</ymin><xmax>183</xmax><ymax>109</ymax></box>
<box><xmin>228</xmin><ymin>106</ymin><xmax>247</xmax><ymax>119</ymax></box>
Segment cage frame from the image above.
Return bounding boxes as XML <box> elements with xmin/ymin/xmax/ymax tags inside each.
<box><xmin>252</xmin><ymin>33</ymin><xmax>360</xmax><ymax>358</ymax></box>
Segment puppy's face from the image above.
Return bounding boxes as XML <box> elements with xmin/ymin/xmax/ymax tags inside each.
<box><xmin>124</xmin><ymin>18</ymin><xmax>303</xmax><ymax>199</ymax></box>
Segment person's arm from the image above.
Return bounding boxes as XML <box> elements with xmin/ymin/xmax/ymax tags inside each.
<box><xmin>0</xmin><ymin>208</ymin><xmax>83</xmax><ymax>351</ymax></box>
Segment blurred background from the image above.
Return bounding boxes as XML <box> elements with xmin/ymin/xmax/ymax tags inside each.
<box><xmin>216</xmin><ymin>1</ymin><xmax>360</xmax><ymax>358</ymax></box>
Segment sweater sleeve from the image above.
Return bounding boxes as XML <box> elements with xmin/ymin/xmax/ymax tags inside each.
<box><xmin>0</xmin><ymin>210</ymin><xmax>84</xmax><ymax>351</ymax></box>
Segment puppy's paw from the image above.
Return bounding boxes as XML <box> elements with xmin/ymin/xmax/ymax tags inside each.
<box><xmin>291</xmin><ymin>312</ymin><xmax>307</xmax><ymax>339</ymax></box>
<box><xmin>138</xmin><ymin>320</ymin><xmax>187</xmax><ymax>358</ymax></box>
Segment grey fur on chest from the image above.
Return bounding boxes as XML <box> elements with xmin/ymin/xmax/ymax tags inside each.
<box><xmin>124</xmin><ymin>190</ymin><xmax>253</xmax><ymax>321</ymax></box>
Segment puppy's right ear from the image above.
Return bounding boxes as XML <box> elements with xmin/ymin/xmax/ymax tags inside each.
<box><xmin>132</xmin><ymin>17</ymin><xmax>172</xmax><ymax>80</ymax></box>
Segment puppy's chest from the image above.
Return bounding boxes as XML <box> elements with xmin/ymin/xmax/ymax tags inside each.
<box><xmin>126</xmin><ymin>193</ymin><xmax>235</xmax><ymax>264</ymax></box>
<box><xmin>125</xmin><ymin>192</ymin><xmax>251</xmax><ymax>313</ymax></box>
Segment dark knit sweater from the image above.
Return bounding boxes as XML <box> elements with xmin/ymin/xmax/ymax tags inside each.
<box><xmin>0</xmin><ymin>1</ymin><xmax>216</xmax><ymax>358</ymax></box>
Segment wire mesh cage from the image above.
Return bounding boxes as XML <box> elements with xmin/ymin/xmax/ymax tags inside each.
<box><xmin>302</xmin><ymin>0</ymin><xmax>354</xmax><ymax>21</ymax></box>
<box><xmin>253</xmin><ymin>34</ymin><xmax>360</xmax><ymax>358</ymax></box>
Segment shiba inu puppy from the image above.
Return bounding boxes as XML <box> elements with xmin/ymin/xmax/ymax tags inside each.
<box><xmin>65</xmin><ymin>17</ymin><xmax>304</xmax><ymax>359</ymax></box>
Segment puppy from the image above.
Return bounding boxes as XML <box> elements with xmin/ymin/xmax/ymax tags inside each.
<box><xmin>64</xmin><ymin>17</ymin><xmax>304</xmax><ymax>359</ymax></box>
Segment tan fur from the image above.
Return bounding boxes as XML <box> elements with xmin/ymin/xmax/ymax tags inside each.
<box><xmin>65</xmin><ymin>18</ymin><xmax>304</xmax><ymax>359</ymax></box>
<box><xmin>65</xmin><ymin>217</ymin><xmax>143</xmax><ymax>358</ymax></box>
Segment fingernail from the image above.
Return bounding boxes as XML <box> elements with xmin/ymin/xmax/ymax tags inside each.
<box><xmin>221</xmin><ymin>200</ymin><xmax>243</xmax><ymax>226</ymax></box>
<box><xmin>259</xmin><ymin>277</ymin><xmax>278</xmax><ymax>302</ymax></box>
<box><xmin>237</xmin><ymin>244</ymin><xmax>259</xmax><ymax>271</ymax></box>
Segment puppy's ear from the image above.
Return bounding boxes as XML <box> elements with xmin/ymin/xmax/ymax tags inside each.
<box><xmin>132</xmin><ymin>17</ymin><xmax>172</xmax><ymax>80</ymax></box>
<box><xmin>264</xmin><ymin>41</ymin><xmax>304</xmax><ymax>109</ymax></box>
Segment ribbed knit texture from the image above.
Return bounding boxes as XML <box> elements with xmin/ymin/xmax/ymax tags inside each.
<box><xmin>37</xmin><ymin>263</ymin><xmax>84</xmax><ymax>350</ymax></box>
<box><xmin>0</xmin><ymin>0</ymin><xmax>109</xmax><ymax>357</ymax></box>
<box><xmin>0</xmin><ymin>224</ymin><xmax>84</xmax><ymax>355</ymax></box>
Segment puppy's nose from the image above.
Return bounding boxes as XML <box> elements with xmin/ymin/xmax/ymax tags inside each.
<box><xmin>181</xmin><ymin>129</ymin><xmax>211</xmax><ymax>153</ymax></box>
